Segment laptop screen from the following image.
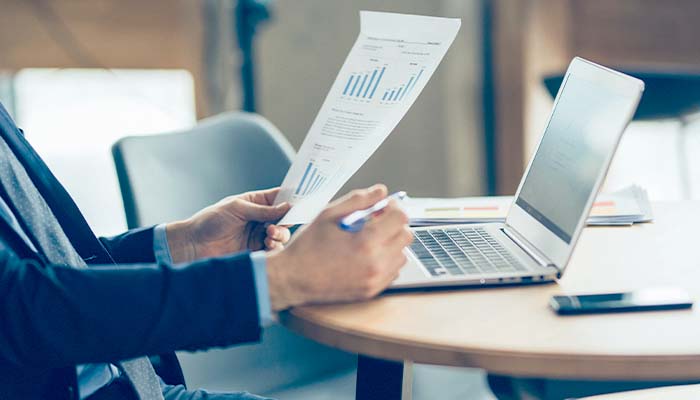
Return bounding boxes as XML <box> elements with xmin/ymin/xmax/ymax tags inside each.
<box><xmin>514</xmin><ymin>73</ymin><xmax>631</xmax><ymax>244</ymax></box>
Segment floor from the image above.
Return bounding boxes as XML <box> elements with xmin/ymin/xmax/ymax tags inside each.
<box><xmin>265</xmin><ymin>365</ymin><xmax>496</xmax><ymax>400</ymax></box>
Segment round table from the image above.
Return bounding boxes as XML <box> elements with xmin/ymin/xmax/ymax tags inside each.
<box><xmin>280</xmin><ymin>202</ymin><xmax>700</xmax><ymax>399</ymax></box>
<box><xmin>581</xmin><ymin>384</ymin><xmax>700</xmax><ymax>400</ymax></box>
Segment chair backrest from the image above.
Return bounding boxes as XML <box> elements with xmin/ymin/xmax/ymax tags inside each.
<box><xmin>111</xmin><ymin>112</ymin><xmax>356</xmax><ymax>393</ymax></box>
<box><xmin>113</xmin><ymin>111</ymin><xmax>296</xmax><ymax>228</ymax></box>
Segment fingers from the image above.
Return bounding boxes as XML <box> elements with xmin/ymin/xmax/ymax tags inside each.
<box><xmin>377</xmin><ymin>252</ymin><xmax>409</xmax><ymax>288</ymax></box>
<box><xmin>362</xmin><ymin>251</ymin><xmax>408</xmax><ymax>299</ymax></box>
<box><xmin>242</xmin><ymin>187</ymin><xmax>281</xmax><ymax>205</ymax></box>
<box><xmin>375</xmin><ymin>230</ymin><xmax>411</xmax><ymax>281</ymax></box>
<box><xmin>323</xmin><ymin>184</ymin><xmax>388</xmax><ymax>219</ymax></box>
<box><xmin>236</xmin><ymin>200</ymin><xmax>291</xmax><ymax>222</ymax></box>
<box><xmin>263</xmin><ymin>225</ymin><xmax>291</xmax><ymax>250</ymax></box>
<box><xmin>267</xmin><ymin>224</ymin><xmax>291</xmax><ymax>243</ymax></box>
<box><xmin>257</xmin><ymin>187</ymin><xmax>281</xmax><ymax>206</ymax></box>
<box><xmin>382</xmin><ymin>225</ymin><xmax>414</xmax><ymax>248</ymax></box>
<box><xmin>353</xmin><ymin>215</ymin><xmax>412</xmax><ymax>299</ymax></box>
<box><xmin>265</xmin><ymin>237</ymin><xmax>286</xmax><ymax>251</ymax></box>
<box><xmin>360</xmin><ymin>200</ymin><xmax>408</xmax><ymax>242</ymax></box>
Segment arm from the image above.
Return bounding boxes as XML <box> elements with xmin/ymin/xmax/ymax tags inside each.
<box><xmin>0</xmin><ymin>242</ymin><xmax>260</xmax><ymax>369</ymax></box>
<box><xmin>99</xmin><ymin>226</ymin><xmax>157</xmax><ymax>264</ymax></box>
<box><xmin>156</xmin><ymin>184</ymin><xmax>412</xmax><ymax>312</ymax></box>
<box><xmin>0</xmin><ymin>186</ymin><xmax>409</xmax><ymax>371</ymax></box>
<box><xmin>98</xmin><ymin>188</ymin><xmax>292</xmax><ymax>266</ymax></box>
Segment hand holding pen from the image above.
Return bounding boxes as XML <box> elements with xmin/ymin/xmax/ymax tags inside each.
<box><xmin>339</xmin><ymin>191</ymin><xmax>408</xmax><ymax>232</ymax></box>
<box><xmin>266</xmin><ymin>185</ymin><xmax>414</xmax><ymax>308</ymax></box>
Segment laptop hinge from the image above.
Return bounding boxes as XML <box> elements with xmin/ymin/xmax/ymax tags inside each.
<box><xmin>502</xmin><ymin>225</ymin><xmax>560</xmax><ymax>273</ymax></box>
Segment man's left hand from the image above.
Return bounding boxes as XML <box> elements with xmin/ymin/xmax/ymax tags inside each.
<box><xmin>165</xmin><ymin>188</ymin><xmax>291</xmax><ymax>263</ymax></box>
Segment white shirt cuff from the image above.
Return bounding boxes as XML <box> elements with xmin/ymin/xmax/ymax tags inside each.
<box><xmin>153</xmin><ymin>223</ymin><xmax>173</xmax><ymax>264</ymax></box>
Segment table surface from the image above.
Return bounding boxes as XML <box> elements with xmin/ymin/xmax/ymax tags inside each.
<box><xmin>280</xmin><ymin>202</ymin><xmax>700</xmax><ymax>381</ymax></box>
<box><xmin>582</xmin><ymin>384</ymin><xmax>700</xmax><ymax>399</ymax></box>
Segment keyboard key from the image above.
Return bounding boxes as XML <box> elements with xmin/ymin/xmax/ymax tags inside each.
<box><xmin>411</xmin><ymin>228</ymin><xmax>528</xmax><ymax>277</ymax></box>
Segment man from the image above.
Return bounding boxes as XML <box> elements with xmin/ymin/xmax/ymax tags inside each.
<box><xmin>0</xmin><ymin>102</ymin><xmax>412</xmax><ymax>400</ymax></box>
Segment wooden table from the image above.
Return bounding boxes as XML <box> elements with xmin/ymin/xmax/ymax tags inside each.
<box><xmin>280</xmin><ymin>202</ymin><xmax>700</xmax><ymax>399</ymax></box>
<box><xmin>581</xmin><ymin>384</ymin><xmax>700</xmax><ymax>400</ymax></box>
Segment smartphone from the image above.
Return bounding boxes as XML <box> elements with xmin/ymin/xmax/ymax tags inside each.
<box><xmin>550</xmin><ymin>288</ymin><xmax>693</xmax><ymax>315</ymax></box>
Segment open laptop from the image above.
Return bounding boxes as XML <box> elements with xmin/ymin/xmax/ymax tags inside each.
<box><xmin>391</xmin><ymin>57</ymin><xmax>644</xmax><ymax>290</ymax></box>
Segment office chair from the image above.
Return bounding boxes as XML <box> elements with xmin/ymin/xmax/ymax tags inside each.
<box><xmin>544</xmin><ymin>70</ymin><xmax>700</xmax><ymax>199</ymax></box>
<box><xmin>112</xmin><ymin>112</ymin><xmax>357</xmax><ymax>394</ymax></box>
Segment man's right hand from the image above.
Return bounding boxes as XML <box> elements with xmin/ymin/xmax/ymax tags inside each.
<box><xmin>266</xmin><ymin>184</ymin><xmax>413</xmax><ymax>311</ymax></box>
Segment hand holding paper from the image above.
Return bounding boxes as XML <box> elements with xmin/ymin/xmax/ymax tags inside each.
<box><xmin>274</xmin><ymin>11</ymin><xmax>461</xmax><ymax>225</ymax></box>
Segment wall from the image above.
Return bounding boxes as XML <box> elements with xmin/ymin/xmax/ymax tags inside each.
<box><xmin>0</xmin><ymin>0</ymin><xmax>209</xmax><ymax>115</ymax></box>
<box><xmin>0</xmin><ymin>0</ymin><xmax>487</xmax><ymax>198</ymax></box>
<box><xmin>491</xmin><ymin>0</ymin><xmax>700</xmax><ymax>194</ymax></box>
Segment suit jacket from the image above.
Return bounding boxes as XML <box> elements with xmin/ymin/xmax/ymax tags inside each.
<box><xmin>0</xmin><ymin>104</ymin><xmax>262</xmax><ymax>400</ymax></box>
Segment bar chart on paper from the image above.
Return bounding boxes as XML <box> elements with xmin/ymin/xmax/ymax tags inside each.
<box><xmin>294</xmin><ymin>161</ymin><xmax>329</xmax><ymax>197</ymax></box>
<box><xmin>274</xmin><ymin>11</ymin><xmax>462</xmax><ymax>225</ymax></box>
<box><xmin>380</xmin><ymin>67</ymin><xmax>424</xmax><ymax>104</ymax></box>
<box><xmin>342</xmin><ymin>66</ymin><xmax>387</xmax><ymax>100</ymax></box>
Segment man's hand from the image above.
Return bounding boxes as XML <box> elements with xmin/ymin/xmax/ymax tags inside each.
<box><xmin>266</xmin><ymin>184</ymin><xmax>413</xmax><ymax>310</ymax></box>
<box><xmin>165</xmin><ymin>188</ymin><xmax>291</xmax><ymax>263</ymax></box>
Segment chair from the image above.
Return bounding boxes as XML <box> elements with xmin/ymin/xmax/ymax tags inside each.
<box><xmin>543</xmin><ymin>70</ymin><xmax>700</xmax><ymax>199</ymax></box>
<box><xmin>112</xmin><ymin>111</ymin><xmax>357</xmax><ymax>395</ymax></box>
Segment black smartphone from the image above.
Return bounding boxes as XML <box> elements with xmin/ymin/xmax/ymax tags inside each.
<box><xmin>550</xmin><ymin>288</ymin><xmax>693</xmax><ymax>315</ymax></box>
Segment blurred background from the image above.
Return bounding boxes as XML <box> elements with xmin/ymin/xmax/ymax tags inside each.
<box><xmin>1</xmin><ymin>1</ymin><xmax>700</xmax><ymax>398</ymax></box>
<box><xmin>2</xmin><ymin>0</ymin><xmax>700</xmax><ymax>237</ymax></box>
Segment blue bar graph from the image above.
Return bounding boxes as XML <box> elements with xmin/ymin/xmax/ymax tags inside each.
<box><xmin>295</xmin><ymin>161</ymin><xmax>329</xmax><ymax>196</ymax></box>
<box><xmin>302</xmin><ymin>168</ymin><xmax>317</xmax><ymax>195</ymax></box>
<box><xmin>317</xmin><ymin>177</ymin><xmax>326</xmax><ymax>193</ymax></box>
<box><xmin>369</xmin><ymin>66</ymin><xmax>386</xmax><ymax>99</ymax></box>
<box><xmin>304</xmin><ymin>174</ymin><xmax>318</xmax><ymax>195</ymax></box>
<box><xmin>343</xmin><ymin>66</ymin><xmax>387</xmax><ymax>100</ymax></box>
<box><xmin>405</xmin><ymin>69</ymin><xmax>424</xmax><ymax>97</ymax></box>
<box><xmin>393</xmin><ymin>87</ymin><xmax>404</xmax><ymax>101</ymax></box>
<box><xmin>349</xmin><ymin>75</ymin><xmax>361</xmax><ymax>96</ymax></box>
<box><xmin>309</xmin><ymin>176</ymin><xmax>325</xmax><ymax>194</ymax></box>
<box><xmin>343</xmin><ymin>76</ymin><xmax>354</xmax><ymax>95</ymax></box>
<box><xmin>357</xmin><ymin>74</ymin><xmax>369</xmax><ymax>97</ymax></box>
<box><xmin>398</xmin><ymin>76</ymin><xmax>414</xmax><ymax>101</ymax></box>
<box><xmin>378</xmin><ymin>68</ymin><xmax>426</xmax><ymax>104</ymax></box>
<box><xmin>295</xmin><ymin>162</ymin><xmax>314</xmax><ymax>195</ymax></box>
<box><xmin>362</xmin><ymin>69</ymin><xmax>378</xmax><ymax>98</ymax></box>
<box><xmin>344</xmin><ymin>65</ymin><xmax>424</xmax><ymax>103</ymax></box>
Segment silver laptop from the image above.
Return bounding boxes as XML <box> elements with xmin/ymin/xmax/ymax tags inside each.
<box><xmin>391</xmin><ymin>57</ymin><xmax>644</xmax><ymax>290</ymax></box>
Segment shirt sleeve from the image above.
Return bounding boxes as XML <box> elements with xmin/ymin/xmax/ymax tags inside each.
<box><xmin>250</xmin><ymin>251</ymin><xmax>274</xmax><ymax>327</ymax></box>
<box><xmin>153</xmin><ymin>224</ymin><xmax>273</xmax><ymax>327</ymax></box>
<box><xmin>153</xmin><ymin>224</ymin><xmax>173</xmax><ymax>265</ymax></box>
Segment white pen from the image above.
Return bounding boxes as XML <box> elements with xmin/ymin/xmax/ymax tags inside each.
<box><xmin>338</xmin><ymin>191</ymin><xmax>407</xmax><ymax>232</ymax></box>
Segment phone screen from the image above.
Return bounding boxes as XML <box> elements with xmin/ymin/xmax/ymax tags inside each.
<box><xmin>551</xmin><ymin>288</ymin><xmax>693</xmax><ymax>315</ymax></box>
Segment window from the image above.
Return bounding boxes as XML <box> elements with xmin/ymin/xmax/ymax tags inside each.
<box><xmin>7</xmin><ymin>68</ymin><xmax>196</xmax><ymax>235</ymax></box>
<box><xmin>605</xmin><ymin>119</ymin><xmax>700</xmax><ymax>200</ymax></box>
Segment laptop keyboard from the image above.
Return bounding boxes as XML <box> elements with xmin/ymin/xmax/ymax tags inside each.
<box><xmin>410</xmin><ymin>227</ymin><xmax>528</xmax><ymax>277</ymax></box>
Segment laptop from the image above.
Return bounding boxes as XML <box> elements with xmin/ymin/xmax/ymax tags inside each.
<box><xmin>391</xmin><ymin>57</ymin><xmax>644</xmax><ymax>290</ymax></box>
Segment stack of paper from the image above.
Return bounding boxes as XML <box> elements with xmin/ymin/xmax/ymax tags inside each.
<box><xmin>405</xmin><ymin>185</ymin><xmax>653</xmax><ymax>227</ymax></box>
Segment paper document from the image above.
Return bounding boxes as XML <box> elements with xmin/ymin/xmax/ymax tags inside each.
<box><xmin>406</xmin><ymin>185</ymin><xmax>653</xmax><ymax>227</ymax></box>
<box><xmin>275</xmin><ymin>11</ymin><xmax>461</xmax><ymax>225</ymax></box>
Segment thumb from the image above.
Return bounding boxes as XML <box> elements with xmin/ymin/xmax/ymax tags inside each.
<box><xmin>324</xmin><ymin>184</ymin><xmax>388</xmax><ymax>219</ymax></box>
<box><xmin>237</xmin><ymin>201</ymin><xmax>291</xmax><ymax>222</ymax></box>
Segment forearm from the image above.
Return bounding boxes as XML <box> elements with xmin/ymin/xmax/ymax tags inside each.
<box><xmin>163</xmin><ymin>220</ymin><xmax>197</xmax><ymax>264</ymax></box>
<box><xmin>99</xmin><ymin>226</ymin><xmax>157</xmax><ymax>264</ymax></box>
<box><xmin>265</xmin><ymin>250</ymin><xmax>307</xmax><ymax>311</ymax></box>
<box><xmin>100</xmin><ymin>222</ymin><xmax>198</xmax><ymax>265</ymax></box>
<box><xmin>0</xmin><ymin>251</ymin><xmax>260</xmax><ymax>369</ymax></box>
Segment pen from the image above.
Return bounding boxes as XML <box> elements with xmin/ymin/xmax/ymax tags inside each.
<box><xmin>339</xmin><ymin>191</ymin><xmax>407</xmax><ymax>232</ymax></box>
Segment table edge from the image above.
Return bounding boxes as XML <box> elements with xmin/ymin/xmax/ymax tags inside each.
<box><xmin>281</xmin><ymin>308</ymin><xmax>700</xmax><ymax>380</ymax></box>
